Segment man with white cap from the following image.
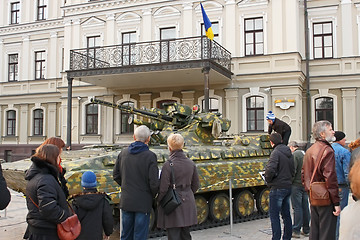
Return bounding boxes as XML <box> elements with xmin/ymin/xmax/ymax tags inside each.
<box><xmin>266</xmin><ymin>110</ymin><xmax>292</xmax><ymax>145</ymax></box>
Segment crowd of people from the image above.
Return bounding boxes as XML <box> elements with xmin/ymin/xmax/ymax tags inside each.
<box><xmin>1</xmin><ymin>110</ymin><xmax>360</xmax><ymax>240</ymax></box>
<box><xmin>265</xmin><ymin>113</ymin><xmax>360</xmax><ymax>240</ymax></box>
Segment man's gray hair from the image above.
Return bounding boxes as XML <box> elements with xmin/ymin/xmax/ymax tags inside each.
<box><xmin>134</xmin><ymin>125</ymin><xmax>151</xmax><ymax>143</ymax></box>
<box><xmin>312</xmin><ymin>120</ymin><xmax>332</xmax><ymax>140</ymax></box>
<box><xmin>288</xmin><ymin>141</ymin><xmax>299</xmax><ymax>148</ymax></box>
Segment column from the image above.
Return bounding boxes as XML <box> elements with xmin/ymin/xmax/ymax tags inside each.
<box><xmin>285</xmin><ymin>0</ymin><xmax>300</xmax><ymax>52</ymax></box>
<box><xmin>182</xmin><ymin>2</ymin><xmax>193</xmax><ymax>37</ymax></box>
<box><xmin>341</xmin><ymin>0</ymin><xmax>354</xmax><ymax>56</ymax></box>
<box><xmin>342</xmin><ymin>88</ymin><xmax>356</xmax><ymax>140</ymax></box>
<box><xmin>0</xmin><ymin>40</ymin><xmax>4</xmax><ymax>84</ymax></box>
<box><xmin>19</xmin><ymin>104</ymin><xmax>29</xmax><ymax>144</ymax></box>
<box><xmin>225</xmin><ymin>0</ymin><xmax>236</xmax><ymax>54</ymax></box>
<box><xmin>66</xmin><ymin>77</ymin><xmax>73</xmax><ymax>149</ymax></box>
<box><xmin>72</xmin><ymin>19</ymin><xmax>81</xmax><ymax>49</ymax></box>
<box><xmin>22</xmin><ymin>35</ymin><xmax>30</xmax><ymax>80</ymax></box>
<box><xmin>271</xmin><ymin>0</ymin><xmax>283</xmax><ymax>53</ymax></box>
<box><xmin>181</xmin><ymin>91</ymin><xmax>195</xmax><ymax>107</ymax></box>
<box><xmin>142</xmin><ymin>10</ymin><xmax>152</xmax><ymax>41</ymax></box>
<box><xmin>106</xmin><ymin>14</ymin><xmax>116</xmax><ymax>45</ymax></box>
<box><xmin>48</xmin><ymin>32</ymin><xmax>58</xmax><ymax>79</ymax></box>
<box><xmin>225</xmin><ymin>88</ymin><xmax>239</xmax><ymax>135</ymax></box>
<box><xmin>47</xmin><ymin>103</ymin><xmax>57</xmax><ymax>137</ymax></box>
<box><xmin>63</xmin><ymin>20</ymin><xmax>72</xmax><ymax>72</ymax></box>
<box><xmin>103</xmin><ymin>95</ymin><xmax>114</xmax><ymax>144</ymax></box>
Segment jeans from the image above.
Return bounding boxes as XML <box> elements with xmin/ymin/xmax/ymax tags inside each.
<box><xmin>121</xmin><ymin>210</ymin><xmax>150</xmax><ymax>240</ymax></box>
<box><xmin>291</xmin><ymin>185</ymin><xmax>310</xmax><ymax>234</ymax></box>
<box><xmin>269</xmin><ymin>188</ymin><xmax>292</xmax><ymax>240</ymax></box>
<box><xmin>336</xmin><ymin>186</ymin><xmax>349</xmax><ymax>240</ymax></box>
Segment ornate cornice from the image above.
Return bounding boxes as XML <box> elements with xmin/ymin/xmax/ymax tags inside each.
<box><xmin>0</xmin><ymin>19</ymin><xmax>63</xmax><ymax>35</ymax></box>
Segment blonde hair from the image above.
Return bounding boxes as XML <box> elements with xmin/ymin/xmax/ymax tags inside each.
<box><xmin>167</xmin><ymin>133</ymin><xmax>184</xmax><ymax>150</ymax></box>
<box><xmin>349</xmin><ymin>160</ymin><xmax>360</xmax><ymax>199</ymax></box>
<box><xmin>349</xmin><ymin>138</ymin><xmax>360</xmax><ymax>151</ymax></box>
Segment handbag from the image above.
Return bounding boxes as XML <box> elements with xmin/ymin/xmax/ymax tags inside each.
<box><xmin>28</xmin><ymin>195</ymin><xmax>81</xmax><ymax>240</ymax></box>
<box><xmin>309</xmin><ymin>146</ymin><xmax>331</xmax><ymax>206</ymax></box>
<box><xmin>159</xmin><ymin>160</ymin><xmax>182</xmax><ymax>215</ymax></box>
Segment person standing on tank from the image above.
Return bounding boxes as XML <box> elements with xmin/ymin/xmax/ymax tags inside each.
<box><xmin>266</xmin><ymin>111</ymin><xmax>292</xmax><ymax>146</ymax></box>
<box><xmin>113</xmin><ymin>125</ymin><xmax>159</xmax><ymax>240</ymax></box>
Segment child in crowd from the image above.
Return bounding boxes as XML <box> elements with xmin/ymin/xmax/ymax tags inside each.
<box><xmin>70</xmin><ymin>171</ymin><xmax>114</xmax><ymax>240</ymax></box>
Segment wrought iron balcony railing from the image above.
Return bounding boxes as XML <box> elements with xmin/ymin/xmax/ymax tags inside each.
<box><xmin>69</xmin><ymin>36</ymin><xmax>231</xmax><ymax>72</ymax></box>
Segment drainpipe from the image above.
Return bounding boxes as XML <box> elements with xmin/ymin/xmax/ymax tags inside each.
<box><xmin>304</xmin><ymin>0</ymin><xmax>311</xmax><ymax>147</ymax></box>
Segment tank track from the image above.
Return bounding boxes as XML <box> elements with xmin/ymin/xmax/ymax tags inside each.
<box><xmin>148</xmin><ymin>211</ymin><xmax>269</xmax><ymax>238</ymax></box>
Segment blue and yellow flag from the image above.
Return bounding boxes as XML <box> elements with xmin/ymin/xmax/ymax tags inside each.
<box><xmin>200</xmin><ymin>3</ymin><xmax>214</xmax><ymax>41</ymax></box>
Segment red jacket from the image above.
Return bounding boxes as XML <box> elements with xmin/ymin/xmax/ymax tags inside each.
<box><xmin>302</xmin><ymin>140</ymin><xmax>340</xmax><ymax>206</ymax></box>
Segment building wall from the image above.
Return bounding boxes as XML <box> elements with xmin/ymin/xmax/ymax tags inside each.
<box><xmin>0</xmin><ymin>0</ymin><xmax>359</xmax><ymax>161</ymax></box>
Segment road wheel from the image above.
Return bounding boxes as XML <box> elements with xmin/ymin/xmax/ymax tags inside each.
<box><xmin>195</xmin><ymin>195</ymin><xmax>209</xmax><ymax>225</ymax></box>
<box><xmin>234</xmin><ymin>190</ymin><xmax>255</xmax><ymax>217</ymax></box>
<box><xmin>209</xmin><ymin>193</ymin><xmax>230</xmax><ymax>221</ymax></box>
<box><xmin>256</xmin><ymin>188</ymin><xmax>270</xmax><ymax>214</ymax></box>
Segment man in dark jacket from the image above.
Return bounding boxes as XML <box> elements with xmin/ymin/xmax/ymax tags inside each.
<box><xmin>267</xmin><ymin>111</ymin><xmax>292</xmax><ymax>145</ymax></box>
<box><xmin>71</xmin><ymin>171</ymin><xmax>113</xmax><ymax>240</ymax></box>
<box><xmin>302</xmin><ymin>120</ymin><xmax>341</xmax><ymax>240</ymax></box>
<box><xmin>0</xmin><ymin>162</ymin><xmax>11</xmax><ymax>210</ymax></box>
<box><xmin>265</xmin><ymin>133</ymin><xmax>295</xmax><ymax>240</ymax></box>
<box><xmin>113</xmin><ymin>125</ymin><xmax>159</xmax><ymax>240</ymax></box>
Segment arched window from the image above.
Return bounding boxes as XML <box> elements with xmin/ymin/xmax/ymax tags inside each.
<box><xmin>7</xmin><ymin>110</ymin><xmax>16</xmax><ymax>136</ymax></box>
<box><xmin>315</xmin><ymin>97</ymin><xmax>333</xmax><ymax>126</ymax></box>
<box><xmin>121</xmin><ymin>101</ymin><xmax>134</xmax><ymax>134</ymax></box>
<box><xmin>246</xmin><ymin>96</ymin><xmax>264</xmax><ymax>131</ymax></box>
<box><xmin>201</xmin><ymin>98</ymin><xmax>219</xmax><ymax>113</ymax></box>
<box><xmin>156</xmin><ymin>99</ymin><xmax>177</xmax><ymax>109</ymax></box>
<box><xmin>86</xmin><ymin>103</ymin><xmax>98</xmax><ymax>134</ymax></box>
<box><xmin>33</xmin><ymin>109</ymin><xmax>44</xmax><ymax>135</ymax></box>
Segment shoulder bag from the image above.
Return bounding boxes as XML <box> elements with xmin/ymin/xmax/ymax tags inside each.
<box><xmin>29</xmin><ymin>195</ymin><xmax>81</xmax><ymax>240</ymax></box>
<box><xmin>159</xmin><ymin>160</ymin><xmax>182</xmax><ymax>215</ymax></box>
<box><xmin>309</xmin><ymin>146</ymin><xmax>332</xmax><ymax>206</ymax></box>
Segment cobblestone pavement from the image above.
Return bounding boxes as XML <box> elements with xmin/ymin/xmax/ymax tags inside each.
<box><xmin>0</xmin><ymin>189</ymin><xmax>311</xmax><ymax>240</ymax></box>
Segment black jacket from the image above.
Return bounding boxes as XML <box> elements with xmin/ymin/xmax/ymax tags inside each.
<box><xmin>265</xmin><ymin>144</ymin><xmax>295</xmax><ymax>189</ymax></box>
<box><xmin>268</xmin><ymin>117</ymin><xmax>291</xmax><ymax>136</ymax></box>
<box><xmin>71</xmin><ymin>189</ymin><xmax>114</xmax><ymax>239</ymax></box>
<box><xmin>25</xmin><ymin>157</ymin><xmax>70</xmax><ymax>237</ymax></box>
<box><xmin>113</xmin><ymin>143</ymin><xmax>159</xmax><ymax>213</ymax></box>
<box><xmin>0</xmin><ymin>163</ymin><xmax>11</xmax><ymax>210</ymax></box>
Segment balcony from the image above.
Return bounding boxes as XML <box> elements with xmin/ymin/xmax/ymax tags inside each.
<box><xmin>67</xmin><ymin>36</ymin><xmax>232</xmax><ymax>89</ymax></box>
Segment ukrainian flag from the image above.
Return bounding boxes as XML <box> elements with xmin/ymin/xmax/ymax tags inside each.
<box><xmin>200</xmin><ymin>3</ymin><xmax>214</xmax><ymax>41</ymax></box>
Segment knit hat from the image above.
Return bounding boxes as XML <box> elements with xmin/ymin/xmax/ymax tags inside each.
<box><xmin>81</xmin><ymin>171</ymin><xmax>97</xmax><ymax>188</ymax></box>
<box><xmin>334</xmin><ymin>131</ymin><xmax>345</xmax><ymax>142</ymax></box>
<box><xmin>269</xmin><ymin>133</ymin><xmax>282</xmax><ymax>145</ymax></box>
<box><xmin>266</xmin><ymin>111</ymin><xmax>275</xmax><ymax>120</ymax></box>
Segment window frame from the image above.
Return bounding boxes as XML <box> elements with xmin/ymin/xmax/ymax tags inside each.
<box><xmin>121</xmin><ymin>31</ymin><xmax>136</xmax><ymax>66</ymax></box>
<box><xmin>246</xmin><ymin>96</ymin><xmax>264</xmax><ymax>131</ymax></box>
<box><xmin>85</xmin><ymin>103</ymin><xmax>98</xmax><ymax>134</ymax></box>
<box><xmin>313</xmin><ymin>22</ymin><xmax>333</xmax><ymax>59</ymax></box>
<box><xmin>86</xmin><ymin>35</ymin><xmax>101</xmax><ymax>68</ymax></box>
<box><xmin>33</xmin><ymin>109</ymin><xmax>44</xmax><ymax>136</ymax></box>
<box><xmin>10</xmin><ymin>2</ymin><xmax>20</xmax><ymax>24</ymax></box>
<box><xmin>8</xmin><ymin>54</ymin><xmax>18</xmax><ymax>82</ymax></box>
<box><xmin>6</xmin><ymin>110</ymin><xmax>16</xmax><ymax>136</ymax></box>
<box><xmin>120</xmin><ymin>101</ymin><xmax>135</xmax><ymax>134</ymax></box>
<box><xmin>201</xmin><ymin>98</ymin><xmax>219</xmax><ymax>113</ymax></box>
<box><xmin>35</xmin><ymin>51</ymin><xmax>46</xmax><ymax>79</ymax></box>
<box><xmin>244</xmin><ymin>17</ymin><xmax>264</xmax><ymax>56</ymax></box>
<box><xmin>37</xmin><ymin>0</ymin><xmax>47</xmax><ymax>21</ymax></box>
<box><xmin>315</xmin><ymin>97</ymin><xmax>334</xmax><ymax>126</ymax></box>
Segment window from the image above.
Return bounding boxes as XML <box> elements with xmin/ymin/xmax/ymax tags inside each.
<box><xmin>7</xmin><ymin>110</ymin><xmax>16</xmax><ymax>136</ymax></box>
<box><xmin>245</xmin><ymin>18</ymin><xmax>264</xmax><ymax>56</ymax></box>
<box><xmin>8</xmin><ymin>54</ymin><xmax>18</xmax><ymax>82</ymax></box>
<box><xmin>313</xmin><ymin>22</ymin><xmax>333</xmax><ymax>59</ymax></box>
<box><xmin>4</xmin><ymin>150</ymin><xmax>12</xmax><ymax>162</ymax></box>
<box><xmin>122</xmin><ymin>32</ymin><xmax>136</xmax><ymax>65</ymax></box>
<box><xmin>86</xmin><ymin>104</ymin><xmax>98</xmax><ymax>134</ymax></box>
<box><xmin>87</xmin><ymin>36</ymin><xmax>100</xmax><ymax>68</ymax></box>
<box><xmin>315</xmin><ymin>97</ymin><xmax>333</xmax><ymax>126</ymax></box>
<box><xmin>10</xmin><ymin>2</ymin><xmax>20</xmax><ymax>24</ymax></box>
<box><xmin>201</xmin><ymin>98</ymin><xmax>219</xmax><ymax>113</ymax></box>
<box><xmin>160</xmin><ymin>27</ymin><xmax>176</xmax><ymax>62</ymax></box>
<box><xmin>201</xmin><ymin>22</ymin><xmax>219</xmax><ymax>42</ymax></box>
<box><xmin>37</xmin><ymin>0</ymin><xmax>47</xmax><ymax>20</ymax></box>
<box><xmin>121</xmin><ymin>101</ymin><xmax>134</xmax><ymax>134</ymax></box>
<box><xmin>246</xmin><ymin>96</ymin><xmax>264</xmax><ymax>131</ymax></box>
<box><xmin>35</xmin><ymin>51</ymin><xmax>46</xmax><ymax>79</ymax></box>
<box><xmin>33</xmin><ymin>109</ymin><xmax>44</xmax><ymax>135</ymax></box>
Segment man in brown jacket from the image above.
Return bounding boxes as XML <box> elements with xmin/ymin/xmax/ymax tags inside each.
<box><xmin>302</xmin><ymin>120</ymin><xmax>341</xmax><ymax>240</ymax></box>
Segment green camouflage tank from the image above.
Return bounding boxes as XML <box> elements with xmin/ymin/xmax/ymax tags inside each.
<box><xmin>3</xmin><ymin>98</ymin><xmax>271</xmax><ymax>230</ymax></box>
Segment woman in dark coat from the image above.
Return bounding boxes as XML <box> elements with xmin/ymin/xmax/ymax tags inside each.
<box><xmin>25</xmin><ymin>144</ymin><xmax>71</xmax><ymax>240</ymax></box>
<box><xmin>0</xmin><ymin>162</ymin><xmax>11</xmax><ymax>210</ymax></box>
<box><xmin>157</xmin><ymin>133</ymin><xmax>200</xmax><ymax>240</ymax></box>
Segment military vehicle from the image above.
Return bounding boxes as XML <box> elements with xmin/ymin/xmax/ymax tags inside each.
<box><xmin>2</xmin><ymin>98</ymin><xmax>271</xmax><ymax>233</ymax></box>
